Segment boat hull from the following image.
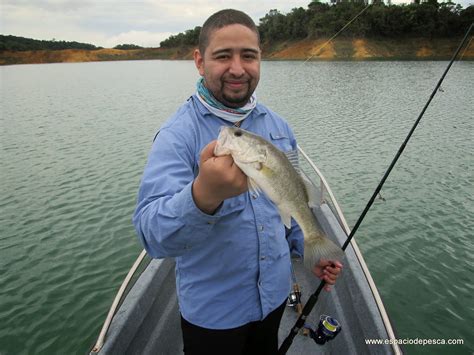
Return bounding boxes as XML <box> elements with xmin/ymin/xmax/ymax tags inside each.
<box><xmin>94</xmin><ymin>204</ymin><xmax>397</xmax><ymax>354</ymax></box>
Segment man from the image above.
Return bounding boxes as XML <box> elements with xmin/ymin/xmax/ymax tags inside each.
<box><xmin>133</xmin><ymin>9</ymin><xmax>342</xmax><ymax>355</ymax></box>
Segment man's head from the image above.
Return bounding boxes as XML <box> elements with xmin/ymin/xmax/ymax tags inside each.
<box><xmin>198</xmin><ymin>9</ymin><xmax>260</xmax><ymax>55</ymax></box>
<box><xmin>194</xmin><ymin>9</ymin><xmax>261</xmax><ymax>108</ymax></box>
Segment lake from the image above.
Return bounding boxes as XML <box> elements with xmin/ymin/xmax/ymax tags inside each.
<box><xmin>1</xmin><ymin>60</ymin><xmax>473</xmax><ymax>354</ymax></box>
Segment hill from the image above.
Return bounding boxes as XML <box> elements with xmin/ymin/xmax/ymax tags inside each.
<box><xmin>0</xmin><ymin>35</ymin><xmax>99</xmax><ymax>51</ymax></box>
<box><xmin>1</xmin><ymin>2</ymin><xmax>473</xmax><ymax>65</ymax></box>
<box><xmin>1</xmin><ymin>37</ymin><xmax>473</xmax><ymax>65</ymax></box>
<box><xmin>159</xmin><ymin>2</ymin><xmax>474</xmax><ymax>48</ymax></box>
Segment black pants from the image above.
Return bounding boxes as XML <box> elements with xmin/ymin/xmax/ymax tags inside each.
<box><xmin>181</xmin><ymin>302</ymin><xmax>286</xmax><ymax>355</ymax></box>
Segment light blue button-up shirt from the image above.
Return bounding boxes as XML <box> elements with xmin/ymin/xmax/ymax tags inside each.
<box><xmin>133</xmin><ymin>94</ymin><xmax>304</xmax><ymax>329</ymax></box>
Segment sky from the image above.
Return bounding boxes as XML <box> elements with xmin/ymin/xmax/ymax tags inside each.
<box><xmin>1</xmin><ymin>0</ymin><xmax>472</xmax><ymax>48</ymax></box>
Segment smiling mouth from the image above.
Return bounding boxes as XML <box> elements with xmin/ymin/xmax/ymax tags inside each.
<box><xmin>225</xmin><ymin>81</ymin><xmax>247</xmax><ymax>89</ymax></box>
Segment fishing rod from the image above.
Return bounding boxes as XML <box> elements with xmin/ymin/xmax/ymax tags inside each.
<box><xmin>287</xmin><ymin>260</ymin><xmax>310</xmax><ymax>336</ymax></box>
<box><xmin>278</xmin><ymin>22</ymin><xmax>473</xmax><ymax>354</ymax></box>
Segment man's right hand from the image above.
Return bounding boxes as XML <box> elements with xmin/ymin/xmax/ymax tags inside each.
<box><xmin>192</xmin><ymin>140</ymin><xmax>248</xmax><ymax>214</ymax></box>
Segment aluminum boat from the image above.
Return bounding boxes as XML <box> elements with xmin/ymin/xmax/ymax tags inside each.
<box><xmin>91</xmin><ymin>146</ymin><xmax>402</xmax><ymax>355</ymax></box>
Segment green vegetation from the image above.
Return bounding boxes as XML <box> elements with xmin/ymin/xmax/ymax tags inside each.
<box><xmin>113</xmin><ymin>44</ymin><xmax>144</xmax><ymax>50</ymax></box>
<box><xmin>159</xmin><ymin>26</ymin><xmax>201</xmax><ymax>48</ymax></box>
<box><xmin>0</xmin><ymin>35</ymin><xmax>100</xmax><ymax>51</ymax></box>
<box><xmin>1</xmin><ymin>1</ymin><xmax>472</xmax><ymax>65</ymax></box>
<box><xmin>159</xmin><ymin>1</ymin><xmax>473</xmax><ymax>48</ymax></box>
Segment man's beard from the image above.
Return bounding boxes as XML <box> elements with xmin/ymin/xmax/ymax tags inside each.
<box><xmin>220</xmin><ymin>81</ymin><xmax>254</xmax><ymax>108</ymax></box>
<box><xmin>222</xmin><ymin>92</ymin><xmax>251</xmax><ymax>107</ymax></box>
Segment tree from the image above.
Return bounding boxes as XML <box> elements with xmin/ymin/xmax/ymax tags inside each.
<box><xmin>259</xmin><ymin>9</ymin><xmax>289</xmax><ymax>42</ymax></box>
<box><xmin>160</xmin><ymin>26</ymin><xmax>201</xmax><ymax>48</ymax></box>
<box><xmin>0</xmin><ymin>35</ymin><xmax>98</xmax><ymax>51</ymax></box>
<box><xmin>114</xmin><ymin>44</ymin><xmax>143</xmax><ymax>50</ymax></box>
<box><xmin>157</xmin><ymin>1</ymin><xmax>472</xmax><ymax>47</ymax></box>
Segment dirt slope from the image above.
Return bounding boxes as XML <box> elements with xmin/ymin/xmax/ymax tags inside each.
<box><xmin>1</xmin><ymin>37</ymin><xmax>472</xmax><ymax>65</ymax></box>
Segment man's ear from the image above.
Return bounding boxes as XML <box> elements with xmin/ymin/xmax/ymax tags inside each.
<box><xmin>194</xmin><ymin>49</ymin><xmax>204</xmax><ymax>76</ymax></box>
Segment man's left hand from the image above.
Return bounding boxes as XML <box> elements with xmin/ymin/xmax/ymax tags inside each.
<box><xmin>312</xmin><ymin>259</ymin><xmax>343</xmax><ymax>292</ymax></box>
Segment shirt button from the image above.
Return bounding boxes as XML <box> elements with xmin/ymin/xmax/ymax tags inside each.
<box><xmin>259</xmin><ymin>225</ymin><xmax>264</xmax><ymax>231</ymax></box>
<box><xmin>252</xmin><ymin>194</ymin><xmax>257</xmax><ymax>199</ymax></box>
<box><xmin>258</xmin><ymin>281</ymin><xmax>262</xmax><ymax>287</ymax></box>
<box><xmin>260</xmin><ymin>256</ymin><xmax>266</xmax><ymax>260</ymax></box>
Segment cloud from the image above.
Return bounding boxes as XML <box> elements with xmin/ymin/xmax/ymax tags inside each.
<box><xmin>1</xmin><ymin>0</ymin><xmax>472</xmax><ymax>48</ymax></box>
<box><xmin>1</xmin><ymin>0</ymin><xmax>92</xmax><ymax>13</ymax></box>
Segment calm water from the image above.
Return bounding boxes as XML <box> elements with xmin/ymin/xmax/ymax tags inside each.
<box><xmin>1</xmin><ymin>60</ymin><xmax>472</xmax><ymax>354</ymax></box>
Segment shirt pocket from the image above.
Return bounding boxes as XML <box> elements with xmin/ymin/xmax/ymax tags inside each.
<box><xmin>270</xmin><ymin>223</ymin><xmax>291</xmax><ymax>259</ymax></box>
<box><xmin>269</xmin><ymin>131</ymin><xmax>293</xmax><ymax>152</ymax></box>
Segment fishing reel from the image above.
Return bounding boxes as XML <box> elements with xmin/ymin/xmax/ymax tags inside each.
<box><xmin>287</xmin><ymin>287</ymin><xmax>302</xmax><ymax>309</ymax></box>
<box><xmin>305</xmin><ymin>315</ymin><xmax>342</xmax><ymax>345</ymax></box>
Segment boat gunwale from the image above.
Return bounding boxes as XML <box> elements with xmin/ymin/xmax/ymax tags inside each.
<box><xmin>91</xmin><ymin>146</ymin><xmax>402</xmax><ymax>354</ymax></box>
<box><xmin>297</xmin><ymin>145</ymin><xmax>401</xmax><ymax>355</ymax></box>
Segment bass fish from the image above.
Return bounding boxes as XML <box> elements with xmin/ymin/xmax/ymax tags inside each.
<box><xmin>214</xmin><ymin>126</ymin><xmax>343</xmax><ymax>270</ymax></box>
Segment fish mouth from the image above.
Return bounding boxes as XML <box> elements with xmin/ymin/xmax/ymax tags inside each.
<box><xmin>214</xmin><ymin>127</ymin><xmax>232</xmax><ymax>156</ymax></box>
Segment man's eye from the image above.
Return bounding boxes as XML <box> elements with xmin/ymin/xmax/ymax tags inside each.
<box><xmin>243</xmin><ymin>53</ymin><xmax>257</xmax><ymax>60</ymax></box>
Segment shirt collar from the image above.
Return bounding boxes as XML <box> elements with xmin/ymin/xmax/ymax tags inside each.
<box><xmin>192</xmin><ymin>93</ymin><xmax>267</xmax><ymax>119</ymax></box>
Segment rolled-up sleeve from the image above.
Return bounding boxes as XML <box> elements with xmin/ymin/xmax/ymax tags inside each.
<box><xmin>133</xmin><ymin>127</ymin><xmax>219</xmax><ymax>258</ymax></box>
<box><xmin>286</xmin><ymin>220</ymin><xmax>304</xmax><ymax>258</ymax></box>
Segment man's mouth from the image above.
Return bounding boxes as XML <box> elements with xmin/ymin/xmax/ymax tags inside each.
<box><xmin>225</xmin><ymin>81</ymin><xmax>247</xmax><ymax>89</ymax></box>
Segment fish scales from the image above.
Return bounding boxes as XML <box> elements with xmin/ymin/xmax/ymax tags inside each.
<box><xmin>214</xmin><ymin>126</ymin><xmax>343</xmax><ymax>270</ymax></box>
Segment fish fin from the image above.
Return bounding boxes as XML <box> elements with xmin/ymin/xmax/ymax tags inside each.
<box><xmin>284</xmin><ymin>149</ymin><xmax>300</xmax><ymax>172</ymax></box>
<box><xmin>260</xmin><ymin>164</ymin><xmax>274</xmax><ymax>178</ymax></box>
<box><xmin>238</xmin><ymin>150</ymin><xmax>267</xmax><ymax>164</ymax></box>
<box><xmin>299</xmin><ymin>172</ymin><xmax>320</xmax><ymax>208</ymax></box>
<box><xmin>277</xmin><ymin>207</ymin><xmax>292</xmax><ymax>229</ymax></box>
<box><xmin>248</xmin><ymin>177</ymin><xmax>261</xmax><ymax>197</ymax></box>
<box><xmin>304</xmin><ymin>233</ymin><xmax>344</xmax><ymax>270</ymax></box>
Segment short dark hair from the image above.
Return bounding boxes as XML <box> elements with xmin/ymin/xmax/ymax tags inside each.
<box><xmin>199</xmin><ymin>9</ymin><xmax>260</xmax><ymax>55</ymax></box>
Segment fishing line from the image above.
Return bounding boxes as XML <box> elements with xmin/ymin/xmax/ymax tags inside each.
<box><xmin>458</xmin><ymin>35</ymin><xmax>473</xmax><ymax>61</ymax></box>
<box><xmin>303</xmin><ymin>3</ymin><xmax>371</xmax><ymax>63</ymax></box>
<box><xmin>279</xmin><ymin>22</ymin><xmax>473</xmax><ymax>354</ymax></box>
<box><xmin>439</xmin><ymin>34</ymin><xmax>472</xmax><ymax>92</ymax></box>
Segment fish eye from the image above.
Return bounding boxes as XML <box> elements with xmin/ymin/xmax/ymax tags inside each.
<box><xmin>234</xmin><ymin>130</ymin><xmax>243</xmax><ymax>137</ymax></box>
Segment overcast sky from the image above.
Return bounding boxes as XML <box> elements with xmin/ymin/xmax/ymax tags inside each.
<box><xmin>1</xmin><ymin>0</ymin><xmax>472</xmax><ymax>48</ymax></box>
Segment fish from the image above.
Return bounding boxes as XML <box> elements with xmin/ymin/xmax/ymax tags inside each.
<box><xmin>214</xmin><ymin>126</ymin><xmax>343</xmax><ymax>270</ymax></box>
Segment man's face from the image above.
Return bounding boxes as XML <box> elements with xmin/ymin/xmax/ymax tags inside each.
<box><xmin>194</xmin><ymin>24</ymin><xmax>261</xmax><ymax>108</ymax></box>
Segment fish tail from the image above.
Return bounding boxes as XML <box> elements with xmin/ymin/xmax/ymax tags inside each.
<box><xmin>304</xmin><ymin>233</ymin><xmax>344</xmax><ymax>270</ymax></box>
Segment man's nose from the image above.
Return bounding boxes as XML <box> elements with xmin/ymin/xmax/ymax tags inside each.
<box><xmin>228</xmin><ymin>56</ymin><xmax>245</xmax><ymax>76</ymax></box>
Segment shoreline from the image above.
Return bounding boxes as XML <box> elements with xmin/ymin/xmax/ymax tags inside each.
<box><xmin>1</xmin><ymin>37</ymin><xmax>473</xmax><ymax>65</ymax></box>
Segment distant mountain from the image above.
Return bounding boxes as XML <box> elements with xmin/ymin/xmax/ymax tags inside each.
<box><xmin>0</xmin><ymin>35</ymin><xmax>100</xmax><ymax>51</ymax></box>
